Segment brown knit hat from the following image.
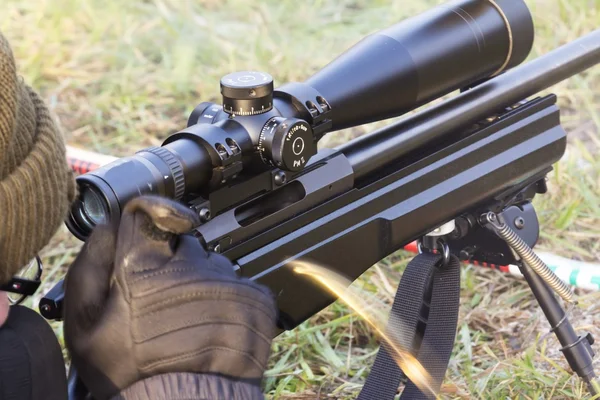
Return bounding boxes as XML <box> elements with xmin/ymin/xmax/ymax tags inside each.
<box><xmin>0</xmin><ymin>33</ymin><xmax>76</xmax><ymax>284</ymax></box>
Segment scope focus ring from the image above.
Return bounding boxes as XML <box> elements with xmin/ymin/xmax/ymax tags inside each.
<box><xmin>140</xmin><ymin>147</ymin><xmax>185</xmax><ymax>200</ymax></box>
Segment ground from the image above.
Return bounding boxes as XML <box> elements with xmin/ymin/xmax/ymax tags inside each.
<box><xmin>1</xmin><ymin>0</ymin><xmax>599</xmax><ymax>399</ymax></box>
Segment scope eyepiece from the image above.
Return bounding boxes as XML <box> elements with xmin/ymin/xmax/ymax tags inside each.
<box><xmin>79</xmin><ymin>185</ymin><xmax>109</xmax><ymax>226</ymax></box>
<box><xmin>66</xmin><ymin>176</ymin><xmax>119</xmax><ymax>240</ymax></box>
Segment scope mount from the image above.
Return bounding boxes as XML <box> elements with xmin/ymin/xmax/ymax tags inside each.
<box><xmin>178</xmin><ymin>72</ymin><xmax>333</xmax><ymax>192</ymax></box>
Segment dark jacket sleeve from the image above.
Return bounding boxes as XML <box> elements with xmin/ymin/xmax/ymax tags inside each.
<box><xmin>111</xmin><ymin>373</ymin><xmax>264</xmax><ymax>400</ymax></box>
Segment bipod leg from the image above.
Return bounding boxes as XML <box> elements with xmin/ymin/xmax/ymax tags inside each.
<box><xmin>518</xmin><ymin>260</ymin><xmax>598</xmax><ymax>395</ymax></box>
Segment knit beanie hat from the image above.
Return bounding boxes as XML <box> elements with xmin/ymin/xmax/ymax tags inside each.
<box><xmin>0</xmin><ymin>32</ymin><xmax>76</xmax><ymax>284</ymax></box>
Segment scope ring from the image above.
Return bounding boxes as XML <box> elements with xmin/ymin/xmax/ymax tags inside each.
<box><xmin>417</xmin><ymin>238</ymin><xmax>451</xmax><ymax>268</ymax></box>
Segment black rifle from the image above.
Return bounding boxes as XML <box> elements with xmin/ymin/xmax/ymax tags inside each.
<box><xmin>39</xmin><ymin>0</ymin><xmax>600</xmax><ymax>397</ymax></box>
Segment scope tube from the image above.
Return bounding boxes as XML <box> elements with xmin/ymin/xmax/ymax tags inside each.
<box><xmin>339</xmin><ymin>30</ymin><xmax>600</xmax><ymax>180</ymax></box>
<box><xmin>302</xmin><ymin>0</ymin><xmax>534</xmax><ymax>131</ymax></box>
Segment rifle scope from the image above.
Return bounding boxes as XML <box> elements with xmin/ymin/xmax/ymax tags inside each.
<box><xmin>67</xmin><ymin>0</ymin><xmax>534</xmax><ymax>240</ymax></box>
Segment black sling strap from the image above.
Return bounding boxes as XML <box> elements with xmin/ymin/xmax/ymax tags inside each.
<box><xmin>357</xmin><ymin>252</ymin><xmax>461</xmax><ymax>400</ymax></box>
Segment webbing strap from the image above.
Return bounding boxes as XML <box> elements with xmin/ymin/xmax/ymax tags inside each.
<box><xmin>357</xmin><ymin>253</ymin><xmax>461</xmax><ymax>400</ymax></box>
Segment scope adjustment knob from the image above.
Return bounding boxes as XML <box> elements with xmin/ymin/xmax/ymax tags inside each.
<box><xmin>220</xmin><ymin>71</ymin><xmax>274</xmax><ymax>116</ymax></box>
<box><xmin>258</xmin><ymin>117</ymin><xmax>316</xmax><ymax>172</ymax></box>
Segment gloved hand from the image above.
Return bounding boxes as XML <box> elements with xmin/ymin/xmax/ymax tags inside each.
<box><xmin>63</xmin><ymin>195</ymin><xmax>277</xmax><ymax>400</ymax></box>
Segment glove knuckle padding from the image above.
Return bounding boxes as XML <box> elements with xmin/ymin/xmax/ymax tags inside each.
<box><xmin>129</xmin><ymin>269</ymin><xmax>276</xmax><ymax>379</ymax></box>
<box><xmin>65</xmin><ymin>195</ymin><xmax>277</xmax><ymax>400</ymax></box>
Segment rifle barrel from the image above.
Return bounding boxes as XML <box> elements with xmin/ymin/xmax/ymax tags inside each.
<box><xmin>340</xmin><ymin>30</ymin><xmax>600</xmax><ymax>180</ymax></box>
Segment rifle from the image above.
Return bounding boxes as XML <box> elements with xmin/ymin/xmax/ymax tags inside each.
<box><xmin>38</xmin><ymin>0</ymin><xmax>600</xmax><ymax>397</ymax></box>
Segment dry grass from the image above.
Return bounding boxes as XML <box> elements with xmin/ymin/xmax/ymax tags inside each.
<box><xmin>1</xmin><ymin>0</ymin><xmax>599</xmax><ymax>398</ymax></box>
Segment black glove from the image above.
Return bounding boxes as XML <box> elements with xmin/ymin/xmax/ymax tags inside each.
<box><xmin>64</xmin><ymin>196</ymin><xmax>277</xmax><ymax>400</ymax></box>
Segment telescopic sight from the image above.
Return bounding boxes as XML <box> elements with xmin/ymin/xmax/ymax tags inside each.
<box><xmin>65</xmin><ymin>0</ymin><xmax>535</xmax><ymax>241</ymax></box>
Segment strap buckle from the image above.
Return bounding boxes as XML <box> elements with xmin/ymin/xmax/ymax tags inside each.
<box><xmin>417</xmin><ymin>237</ymin><xmax>450</xmax><ymax>268</ymax></box>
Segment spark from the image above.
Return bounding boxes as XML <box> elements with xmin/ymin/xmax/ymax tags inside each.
<box><xmin>292</xmin><ymin>261</ymin><xmax>436</xmax><ymax>397</ymax></box>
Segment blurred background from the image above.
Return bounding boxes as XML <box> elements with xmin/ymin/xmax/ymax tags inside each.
<box><xmin>1</xmin><ymin>0</ymin><xmax>599</xmax><ymax>398</ymax></box>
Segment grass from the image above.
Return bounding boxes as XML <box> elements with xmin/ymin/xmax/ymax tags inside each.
<box><xmin>2</xmin><ymin>0</ymin><xmax>599</xmax><ymax>398</ymax></box>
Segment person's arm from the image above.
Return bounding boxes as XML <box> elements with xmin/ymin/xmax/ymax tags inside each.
<box><xmin>64</xmin><ymin>196</ymin><xmax>277</xmax><ymax>400</ymax></box>
<box><xmin>113</xmin><ymin>373</ymin><xmax>264</xmax><ymax>400</ymax></box>
<box><xmin>0</xmin><ymin>293</ymin><xmax>7</xmax><ymax>327</ymax></box>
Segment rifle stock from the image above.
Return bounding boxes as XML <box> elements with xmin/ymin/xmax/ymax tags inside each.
<box><xmin>217</xmin><ymin>95</ymin><xmax>566</xmax><ymax>329</ymax></box>
<box><xmin>196</xmin><ymin>30</ymin><xmax>600</xmax><ymax>329</ymax></box>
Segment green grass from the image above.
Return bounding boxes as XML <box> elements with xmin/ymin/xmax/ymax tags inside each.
<box><xmin>2</xmin><ymin>0</ymin><xmax>599</xmax><ymax>398</ymax></box>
